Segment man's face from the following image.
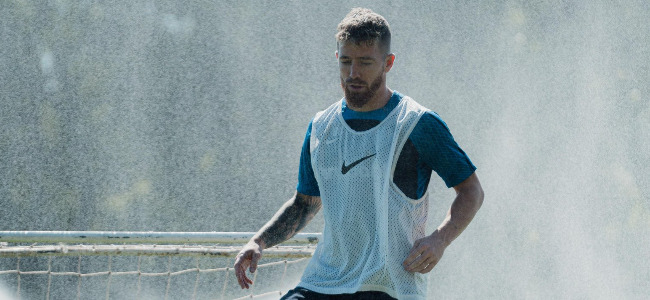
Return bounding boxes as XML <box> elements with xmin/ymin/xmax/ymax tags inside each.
<box><xmin>336</xmin><ymin>41</ymin><xmax>393</xmax><ymax>109</ymax></box>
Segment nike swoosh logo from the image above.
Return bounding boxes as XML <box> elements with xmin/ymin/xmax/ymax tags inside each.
<box><xmin>341</xmin><ymin>153</ymin><xmax>376</xmax><ymax>174</ymax></box>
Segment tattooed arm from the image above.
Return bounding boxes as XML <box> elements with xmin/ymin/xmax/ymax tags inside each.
<box><xmin>253</xmin><ymin>192</ymin><xmax>322</xmax><ymax>249</ymax></box>
<box><xmin>234</xmin><ymin>191</ymin><xmax>322</xmax><ymax>289</ymax></box>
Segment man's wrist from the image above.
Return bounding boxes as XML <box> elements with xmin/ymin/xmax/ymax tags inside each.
<box><xmin>430</xmin><ymin>228</ymin><xmax>452</xmax><ymax>248</ymax></box>
<box><xmin>251</xmin><ymin>237</ymin><xmax>266</xmax><ymax>250</ymax></box>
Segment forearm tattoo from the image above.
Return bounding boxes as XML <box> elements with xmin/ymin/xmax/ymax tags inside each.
<box><xmin>257</xmin><ymin>193</ymin><xmax>321</xmax><ymax>249</ymax></box>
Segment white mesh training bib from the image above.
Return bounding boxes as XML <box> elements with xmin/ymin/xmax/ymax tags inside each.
<box><xmin>298</xmin><ymin>96</ymin><xmax>429</xmax><ymax>300</ymax></box>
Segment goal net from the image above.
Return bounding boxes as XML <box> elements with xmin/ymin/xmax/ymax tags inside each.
<box><xmin>0</xmin><ymin>231</ymin><xmax>319</xmax><ymax>300</ymax></box>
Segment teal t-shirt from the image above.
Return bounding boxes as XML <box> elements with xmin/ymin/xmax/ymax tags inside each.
<box><xmin>297</xmin><ymin>91</ymin><xmax>476</xmax><ymax>199</ymax></box>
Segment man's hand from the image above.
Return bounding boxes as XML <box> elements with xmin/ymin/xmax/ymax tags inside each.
<box><xmin>234</xmin><ymin>242</ymin><xmax>263</xmax><ymax>289</ymax></box>
<box><xmin>402</xmin><ymin>232</ymin><xmax>448</xmax><ymax>274</ymax></box>
<box><xmin>232</xmin><ymin>192</ymin><xmax>321</xmax><ymax>290</ymax></box>
<box><xmin>403</xmin><ymin>173</ymin><xmax>483</xmax><ymax>274</ymax></box>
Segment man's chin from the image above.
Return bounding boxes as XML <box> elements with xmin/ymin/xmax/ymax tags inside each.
<box><xmin>344</xmin><ymin>93</ymin><xmax>370</xmax><ymax>108</ymax></box>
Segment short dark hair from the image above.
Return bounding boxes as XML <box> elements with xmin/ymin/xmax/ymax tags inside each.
<box><xmin>336</xmin><ymin>8</ymin><xmax>391</xmax><ymax>54</ymax></box>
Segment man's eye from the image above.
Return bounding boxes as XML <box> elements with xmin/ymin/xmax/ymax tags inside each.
<box><xmin>340</xmin><ymin>60</ymin><xmax>351</xmax><ymax>64</ymax></box>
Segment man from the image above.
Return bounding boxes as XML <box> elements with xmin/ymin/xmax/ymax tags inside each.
<box><xmin>234</xmin><ymin>8</ymin><xmax>484</xmax><ymax>300</ymax></box>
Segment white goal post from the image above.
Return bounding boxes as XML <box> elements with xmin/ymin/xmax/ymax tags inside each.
<box><xmin>0</xmin><ymin>231</ymin><xmax>321</xmax><ymax>300</ymax></box>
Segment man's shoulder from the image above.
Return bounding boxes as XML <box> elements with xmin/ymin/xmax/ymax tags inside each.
<box><xmin>312</xmin><ymin>99</ymin><xmax>343</xmax><ymax>123</ymax></box>
<box><xmin>407</xmin><ymin>109</ymin><xmax>454</xmax><ymax>145</ymax></box>
<box><xmin>418</xmin><ymin>110</ymin><xmax>446</xmax><ymax>126</ymax></box>
<box><xmin>397</xmin><ymin>93</ymin><xmax>431</xmax><ymax>116</ymax></box>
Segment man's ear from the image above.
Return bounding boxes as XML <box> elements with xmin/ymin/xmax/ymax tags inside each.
<box><xmin>385</xmin><ymin>54</ymin><xmax>395</xmax><ymax>72</ymax></box>
<box><xmin>335</xmin><ymin>51</ymin><xmax>339</xmax><ymax>59</ymax></box>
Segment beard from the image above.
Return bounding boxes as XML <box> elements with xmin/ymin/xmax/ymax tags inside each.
<box><xmin>342</xmin><ymin>72</ymin><xmax>383</xmax><ymax>109</ymax></box>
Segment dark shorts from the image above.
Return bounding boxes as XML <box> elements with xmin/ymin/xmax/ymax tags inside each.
<box><xmin>280</xmin><ymin>287</ymin><xmax>397</xmax><ymax>300</ymax></box>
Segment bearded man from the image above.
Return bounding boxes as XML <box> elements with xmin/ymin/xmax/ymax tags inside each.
<box><xmin>234</xmin><ymin>8</ymin><xmax>484</xmax><ymax>300</ymax></box>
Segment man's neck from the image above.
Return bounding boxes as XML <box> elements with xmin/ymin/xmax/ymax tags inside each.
<box><xmin>348</xmin><ymin>87</ymin><xmax>393</xmax><ymax>112</ymax></box>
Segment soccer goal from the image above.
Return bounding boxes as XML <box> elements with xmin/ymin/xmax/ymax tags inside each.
<box><xmin>0</xmin><ymin>231</ymin><xmax>319</xmax><ymax>300</ymax></box>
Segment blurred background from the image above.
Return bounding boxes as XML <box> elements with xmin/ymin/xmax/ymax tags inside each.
<box><xmin>1</xmin><ymin>0</ymin><xmax>649</xmax><ymax>298</ymax></box>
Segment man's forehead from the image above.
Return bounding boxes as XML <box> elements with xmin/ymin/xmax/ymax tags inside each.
<box><xmin>338</xmin><ymin>41</ymin><xmax>383</xmax><ymax>57</ymax></box>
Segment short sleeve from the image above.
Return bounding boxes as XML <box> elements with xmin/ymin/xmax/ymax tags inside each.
<box><xmin>410</xmin><ymin>111</ymin><xmax>476</xmax><ymax>188</ymax></box>
<box><xmin>296</xmin><ymin>119</ymin><xmax>321</xmax><ymax>196</ymax></box>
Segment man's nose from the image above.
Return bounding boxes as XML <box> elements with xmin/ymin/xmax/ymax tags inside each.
<box><xmin>348</xmin><ymin>63</ymin><xmax>360</xmax><ymax>79</ymax></box>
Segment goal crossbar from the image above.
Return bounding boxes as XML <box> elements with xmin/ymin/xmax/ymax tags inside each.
<box><xmin>0</xmin><ymin>231</ymin><xmax>321</xmax><ymax>245</ymax></box>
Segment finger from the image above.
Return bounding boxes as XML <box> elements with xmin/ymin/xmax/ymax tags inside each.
<box><xmin>420</xmin><ymin>260</ymin><xmax>437</xmax><ymax>274</ymax></box>
<box><xmin>234</xmin><ymin>258</ymin><xmax>243</xmax><ymax>289</ymax></box>
<box><xmin>404</xmin><ymin>244</ymin><xmax>430</xmax><ymax>269</ymax></box>
<box><xmin>235</xmin><ymin>268</ymin><xmax>244</xmax><ymax>289</ymax></box>
<box><xmin>235</xmin><ymin>265</ymin><xmax>246</xmax><ymax>289</ymax></box>
<box><xmin>242</xmin><ymin>273</ymin><xmax>252</xmax><ymax>289</ymax></box>
<box><xmin>416</xmin><ymin>255</ymin><xmax>440</xmax><ymax>273</ymax></box>
<box><xmin>411</xmin><ymin>264</ymin><xmax>428</xmax><ymax>274</ymax></box>
<box><xmin>234</xmin><ymin>256</ymin><xmax>251</xmax><ymax>289</ymax></box>
<box><xmin>405</xmin><ymin>253</ymin><xmax>430</xmax><ymax>272</ymax></box>
<box><xmin>241</xmin><ymin>272</ymin><xmax>253</xmax><ymax>289</ymax></box>
<box><xmin>412</xmin><ymin>257</ymin><xmax>435</xmax><ymax>273</ymax></box>
<box><xmin>402</xmin><ymin>245</ymin><xmax>424</xmax><ymax>267</ymax></box>
<box><xmin>250</xmin><ymin>252</ymin><xmax>261</xmax><ymax>273</ymax></box>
